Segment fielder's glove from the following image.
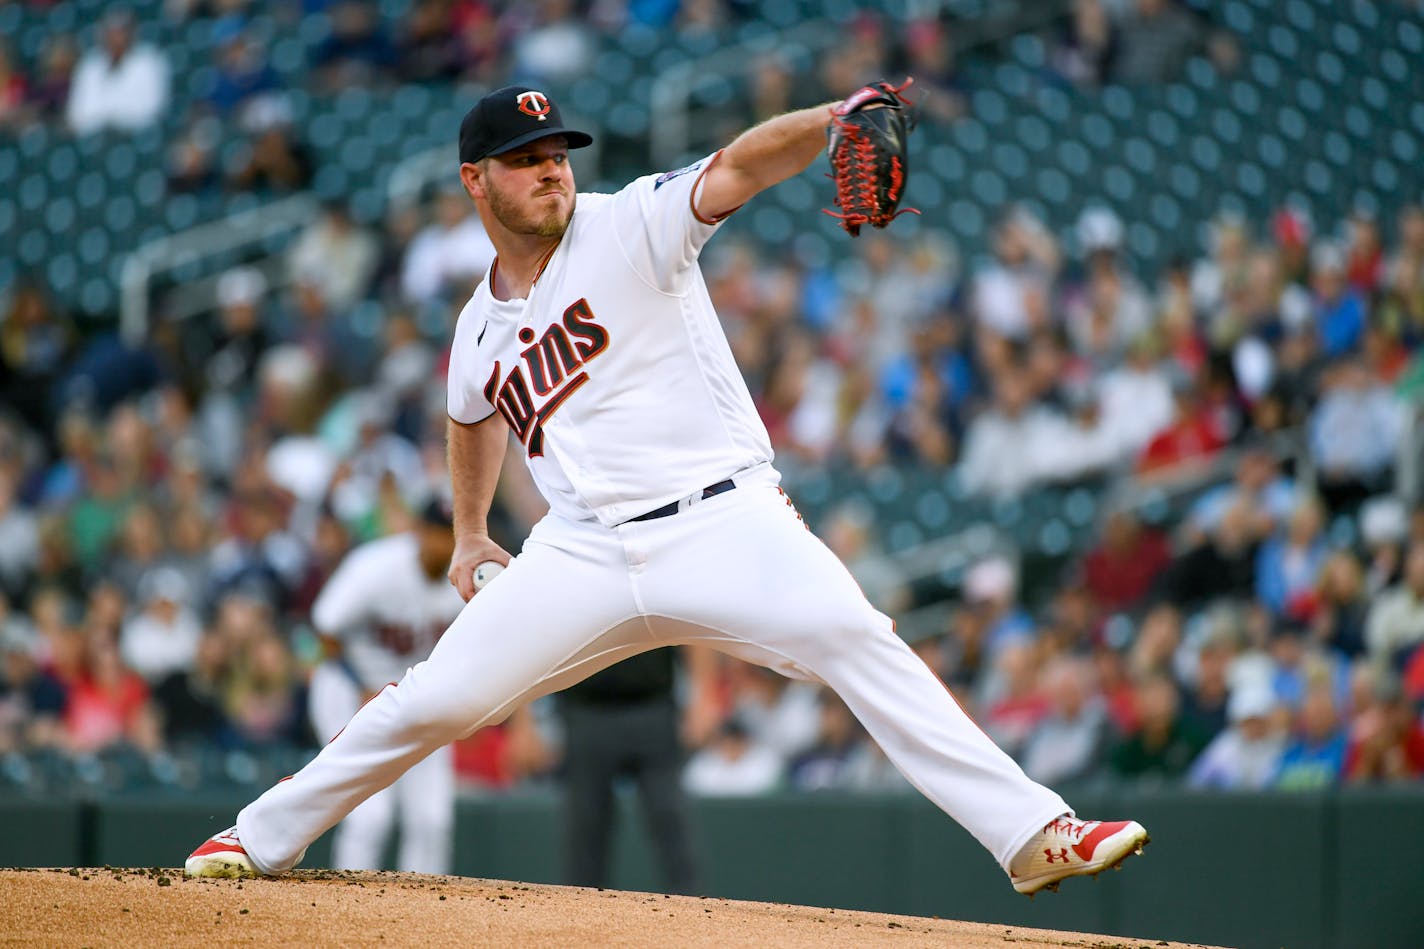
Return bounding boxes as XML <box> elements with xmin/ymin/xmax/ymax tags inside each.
<box><xmin>824</xmin><ymin>78</ymin><xmax>919</xmax><ymax>237</ymax></box>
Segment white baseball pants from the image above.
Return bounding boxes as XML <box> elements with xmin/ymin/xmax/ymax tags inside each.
<box><xmin>236</xmin><ymin>469</ymin><xmax>1068</xmax><ymax>874</ymax></box>
<box><xmin>308</xmin><ymin>661</ymin><xmax>454</xmax><ymax>875</ymax></box>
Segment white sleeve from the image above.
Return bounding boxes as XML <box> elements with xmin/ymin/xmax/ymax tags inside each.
<box><xmin>66</xmin><ymin>58</ymin><xmax>103</xmax><ymax>135</ymax></box>
<box><xmin>311</xmin><ymin>548</ymin><xmax>378</xmax><ymax>636</ymax></box>
<box><xmin>446</xmin><ymin>297</ymin><xmax>496</xmax><ymax>424</ymax></box>
<box><xmin>611</xmin><ymin>150</ymin><xmax>737</xmax><ymax>294</ymax></box>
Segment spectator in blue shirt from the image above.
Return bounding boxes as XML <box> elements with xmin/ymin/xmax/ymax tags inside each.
<box><xmin>1274</xmin><ymin>683</ymin><xmax>1348</xmax><ymax>789</ymax></box>
<box><xmin>1311</xmin><ymin>242</ymin><xmax>1366</xmax><ymax>358</ymax></box>
<box><xmin>207</xmin><ymin>30</ymin><xmax>281</xmax><ymax>118</ymax></box>
<box><xmin>1254</xmin><ymin>496</ymin><xmax>1329</xmax><ymax>618</ymax></box>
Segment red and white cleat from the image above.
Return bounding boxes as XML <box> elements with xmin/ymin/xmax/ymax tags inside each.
<box><xmin>1008</xmin><ymin>815</ymin><xmax>1149</xmax><ymax>896</ymax></box>
<box><xmin>184</xmin><ymin>826</ymin><xmax>263</xmax><ymax>879</ymax></box>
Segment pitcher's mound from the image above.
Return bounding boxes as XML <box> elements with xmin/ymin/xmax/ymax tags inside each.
<box><xmin>2</xmin><ymin>868</ymin><xmax>1216</xmax><ymax>948</ymax></box>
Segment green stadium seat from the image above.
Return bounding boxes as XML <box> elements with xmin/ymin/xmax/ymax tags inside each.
<box><xmin>776</xmin><ymin>174</ymin><xmax>815</xmax><ymax>212</ymax></box>
<box><xmin>1400</xmin><ymin>18</ymin><xmax>1423</xmax><ymax>54</ymax></box>
<box><xmin>972</xmin><ymin>89</ymin><xmax>1008</xmax><ymax>128</ymax></box>
<box><xmin>1013</xmin><ymin>115</ymin><xmax>1050</xmax><ymax>154</ymax></box>
<box><xmin>1145</xmin><ymin>109</ymin><xmax>1180</xmax><ymax>149</ymax></box>
<box><xmin>887</xmin><ymin>522</ymin><xmax>924</xmax><ymax>554</ymax></box>
<box><xmin>1123</xmin><ymin>137</ymin><xmax>1157</xmax><ymax>176</ymax></box>
<box><xmin>1055</xmin><ymin>139</ymin><xmax>1091</xmax><ymax>177</ymax></box>
<box><xmin>75</xmin><ymin>171</ymin><xmax>107</xmax><ymax>210</ymax></box>
<box><xmin>163</xmin><ymin>194</ymin><xmax>200</xmax><ymax>230</ymax></box>
<box><xmin>1265</xmin><ymin>25</ymin><xmax>1299</xmax><ymax>60</ymax></box>
<box><xmin>1391</xmin><ymin>130</ymin><xmax>1419</xmax><ymax>167</ymax></box>
<box><xmin>18</xmin><ymin>125</ymin><xmax>52</xmax><ymax>161</ymax></box>
<box><xmin>1209</xmin><ymin>108</ymin><xmax>1243</xmax><ymax>146</ymax></box>
<box><xmin>312</xmin><ymin>165</ymin><xmax>349</xmax><ymax>200</ymax></box>
<box><xmin>77</xmin><ymin>227</ymin><xmax>109</xmax><ymax>266</ymax></box>
<box><xmin>928</xmin><ymin>145</ymin><xmax>965</xmax><ymax>182</ymax></box>
<box><xmin>1148</xmin><ymin>193</ymin><xmax>1181</xmax><ymax>231</ymax></box>
<box><xmin>1079</xmin><ymin>113</ymin><xmax>1114</xmax><ymax>152</ymax></box>
<box><xmin>1034</xmin><ymin>167</ymin><xmax>1071</xmax><ymax>205</ymax></box>
<box><xmin>298</xmin><ymin>11</ymin><xmax>333</xmax><ymax>46</ymax></box>
<box><xmin>45</xmin><ymin>253</ymin><xmax>78</xmax><ymax>293</ymax></box>
<box><xmin>1349</xmin><ymin>0</ymin><xmax>1379</xmax><ymax>30</ymax></box>
<box><xmin>1274</xmin><ymin>104</ymin><xmax>1307</xmax><ymax>142</ymax></box>
<box><xmin>969</xmin><ymin>169</ymin><xmax>1006</xmax><ymax>209</ymax></box>
<box><xmin>272</xmin><ymin>36</ymin><xmax>305</xmax><ymax>77</ymax></box>
<box><xmin>1009</xmin><ymin>34</ymin><xmax>1045</xmax><ymax>69</ymax></box>
<box><xmin>19</xmin><ymin>171</ymin><xmax>48</xmax><ymax>212</ymax></box>
<box><xmin>1101</xmin><ymin>85</ymin><xmax>1134</xmax><ymax>123</ymax></box>
<box><xmin>1103</xmin><ymin>164</ymin><xmax>1135</xmax><ymax>202</ymax></box>
<box><xmin>1166</xmin><ymin>162</ymin><xmax>1201</xmax><ymax>200</ymax></box>
<box><xmin>915</xmin><ymin>491</ymin><xmax>950</xmax><ymax>531</ymax></box>
<box><xmin>44</xmin><ymin>195</ymin><xmax>77</xmax><ymax>235</ymax></box>
<box><xmin>1163</xmin><ymin>83</ymin><xmax>1199</xmax><ymax>120</ymax></box>
<box><xmin>339</xmin><ymin>136</ymin><xmax>375</xmax><ymax>172</ymax></box>
<box><xmin>351</xmin><ymin>187</ymin><xmax>383</xmax><ymax>225</ymax></box>
<box><xmin>1036</xmin><ymin>86</ymin><xmax>1071</xmax><ymax>125</ymax></box>
<box><xmin>1284</xmin><ymin>0</ymin><xmax>1316</xmax><ymax>32</ymax></box>
<box><xmin>80</xmin><ymin>279</ymin><xmax>114</xmax><ymax>315</ymax></box>
<box><xmin>1371</xmin><ymin>157</ymin><xmax>1400</xmax><ymax>194</ymax></box>
<box><xmin>991</xmin><ymin>142</ymin><xmax>1029</xmax><ymax>182</ymax></box>
<box><xmin>105</xmin><ymin>209</ymin><xmax>140</xmax><ymax>247</ymax></box>
<box><xmin>950</xmin><ymin>118</ymin><xmax>988</xmax><ymax>156</ymax></box>
<box><xmin>17</xmin><ymin>230</ymin><xmax>47</xmax><ymax>267</ymax></box>
<box><xmin>1222</xmin><ymin>0</ymin><xmax>1255</xmax><ymax>36</ymax></box>
<box><xmin>1184</xmin><ymin>57</ymin><xmax>1219</xmax><ymax>94</ymax></box>
<box><xmin>1302</xmin><ymin>158</ymin><xmax>1332</xmax><ymax>197</ymax></box>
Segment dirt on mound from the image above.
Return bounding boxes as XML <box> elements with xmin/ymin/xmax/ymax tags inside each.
<box><xmin>1</xmin><ymin>868</ymin><xmax>1218</xmax><ymax>948</ymax></box>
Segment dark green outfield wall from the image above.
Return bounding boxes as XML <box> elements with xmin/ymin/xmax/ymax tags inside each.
<box><xmin>4</xmin><ymin>788</ymin><xmax>1421</xmax><ymax>949</ymax></box>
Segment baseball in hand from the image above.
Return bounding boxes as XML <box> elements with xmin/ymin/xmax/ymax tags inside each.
<box><xmin>473</xmin><ymin>561</ymin><xmax>505</xmax><ymax>590</ymax></box>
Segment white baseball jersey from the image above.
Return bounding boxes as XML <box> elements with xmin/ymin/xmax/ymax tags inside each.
<box><xmin>446</xmin><ymin>151</ymin><xmax>776</xmax><ymax>527</ymax></box>
<box><xmin>311</xmin><ymin>533</ymin><xmax>467</xmax><ymax>690</ymax></box>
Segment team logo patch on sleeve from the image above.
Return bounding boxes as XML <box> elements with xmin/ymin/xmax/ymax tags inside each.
<box><xmin>654</xmin><ymin>160</ymin><xmax>703</xmax><ymax>189</ymax></box>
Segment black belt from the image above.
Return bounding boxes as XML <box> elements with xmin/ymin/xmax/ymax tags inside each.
<box><xmin>626</xmin><ymin>479</ymin><xmax>736</xmax><ymax>523</ymax></box>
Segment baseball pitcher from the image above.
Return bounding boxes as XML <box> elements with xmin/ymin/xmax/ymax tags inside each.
<box><xmin>188</xmin><ymin>81</ymin><xmax>1147</xmax><ymax>898</ymax></box>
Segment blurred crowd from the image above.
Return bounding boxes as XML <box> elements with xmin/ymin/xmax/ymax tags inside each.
<box><xmin>2</xmin><ymin>0</ymin><xmax>1424</xmax><ymax>798</ymax></box>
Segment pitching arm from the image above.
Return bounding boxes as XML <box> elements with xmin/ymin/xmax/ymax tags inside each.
<box><xmin>694</xmin><ymin>103</ymin><xmax>837</xmax><ymax>222</ymax></box>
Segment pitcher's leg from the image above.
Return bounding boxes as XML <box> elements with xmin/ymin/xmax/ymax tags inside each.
<box><xmin>233</xmin><ymin>529</ymin><xmax>648</xmax><ymax>874</ymax></box>
<box><xmin>640</xmin><ymin>486</ymin><xmax>1067</xmax><ymax>869</ymax></box>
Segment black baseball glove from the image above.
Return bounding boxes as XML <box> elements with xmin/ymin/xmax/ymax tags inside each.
<box><xmin>824</xmin><ymin>78</ymin><xmax>919</xmax><ymax>237</ymax></box>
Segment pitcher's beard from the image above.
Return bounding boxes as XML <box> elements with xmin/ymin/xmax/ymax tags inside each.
<box><xmin>489</xmin><ymin>186</ymin><xmax>573</xmax><ymax>238</ymax></box>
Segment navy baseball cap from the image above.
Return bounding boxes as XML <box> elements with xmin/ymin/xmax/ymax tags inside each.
<box><xmin>459</xmin><ymin>85</ymin><xmax>593</xmax><ymax>165</ymax></box>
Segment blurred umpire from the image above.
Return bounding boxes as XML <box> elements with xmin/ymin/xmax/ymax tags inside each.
<box><xmin>559</xmin><ymin>647</ymin><xmax>710</xmax><ymax>893</ymax></box>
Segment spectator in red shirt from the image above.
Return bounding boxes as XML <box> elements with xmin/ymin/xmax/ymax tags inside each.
<box><xmin>1136</xmin><ymin>374</ymin><xmax>1226</xmax><ymax>476</ymax></box>
<box><xmin>0</xmin><ymin>40</ymin><xmax>30</xmax><ymax>129</ymax></box>
<box><xmin>1081</xmin><ymin>509</ymin><xmax>1171</xmax><ymax>613</ymax></box>
<box><xmin>1344</xmin><ymin>209</ymin><xmax>1385</xmax><ymax>296</ymax></box>
<box><xmin>1345</xmin><ymin>677</ymin><xmax>1424</xmax><ymax>782</ymax></box>
<box><xmin>63</xmin><ymin>636</ymin><xmax>160</xmax><ymax>754</ymax></box>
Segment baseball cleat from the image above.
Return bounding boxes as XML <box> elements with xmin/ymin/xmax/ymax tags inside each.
<box><xmin>1008</xmin><ymin>815</ymin><xmax>1149</xmax><ymax>896</ymax></box>
<box><xmin>184</xmin><ymin>826</ymin><xmax>263</xmax><ymax>879</ymax></box>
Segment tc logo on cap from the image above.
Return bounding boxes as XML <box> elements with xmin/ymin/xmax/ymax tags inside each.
<box><xmin>516</xmin><ymin>90</ymin><xmax>551</xmax><ymax>121</ymax></box>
